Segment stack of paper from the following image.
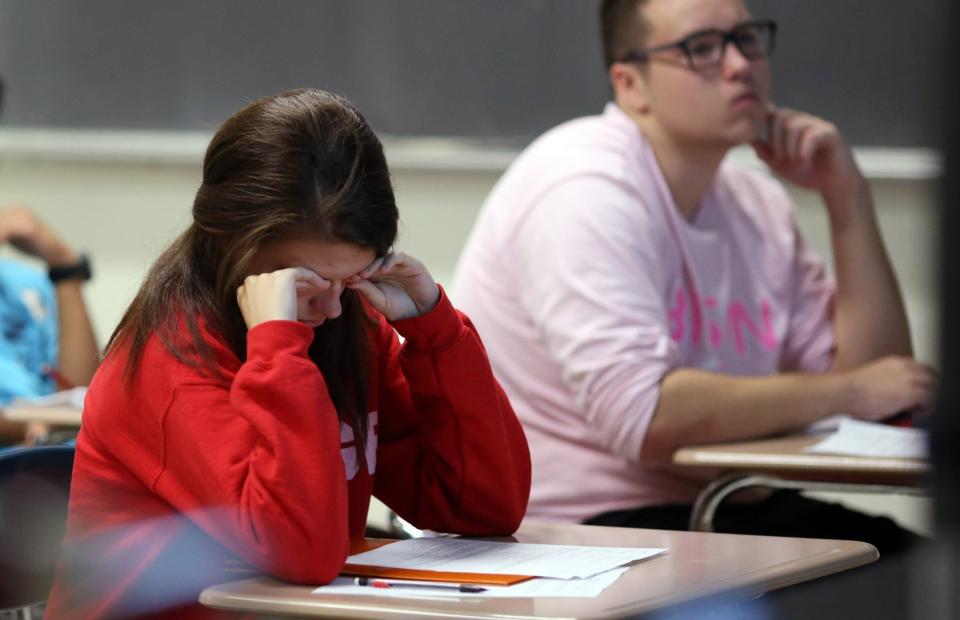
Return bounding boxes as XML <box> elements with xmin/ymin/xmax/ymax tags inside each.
<box><xmin>8</xmin><ymin>386</ymin><xmax>87</xmax><ymax>409</ymax></box>
<box><xmin>314</xmin><ymin>568</ymin><xmax>630</xmax><ymax>599</ymax></box>
<box><xmin>314</xmin><ymin>538</ymin><xmax>666</xmax><ymax>599</ymax></box>
<box><xmin>807</xmin><ymin>417</ymin><xmax>928</xmax><ymax>459</ymax></box>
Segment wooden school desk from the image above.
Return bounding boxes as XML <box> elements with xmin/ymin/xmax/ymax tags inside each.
<box><xmin>199</xmin><ymin>520</ymin><xmax>877</xmax><ymax>619</ymax></box>
<box><xmin>2</xmin><ymin>404</ymin><xmax>82</xmax><ymax>426</ymax></box>
<box><xmin>673</xmin><ymin>433</ymin><xmax>931</xmax><ymax>532</ymax></box>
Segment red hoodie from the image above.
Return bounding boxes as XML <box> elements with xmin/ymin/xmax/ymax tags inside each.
<box><xmin>45</xmin><ymin>290</ymin><xmax>530</xmax><ymax>619</ymax></box>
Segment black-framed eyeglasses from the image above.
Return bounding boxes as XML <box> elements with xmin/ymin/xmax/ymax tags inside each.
<box><xmin>619</xmin><ymin>19</ymin><xmax>777</xmax><ymax>71</ymax></box>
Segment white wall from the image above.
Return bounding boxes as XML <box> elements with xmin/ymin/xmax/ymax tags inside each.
<box><xmin>0</xmin><ymin>134</ymin><xmax>939</xmax><ymax>535</ymax></box>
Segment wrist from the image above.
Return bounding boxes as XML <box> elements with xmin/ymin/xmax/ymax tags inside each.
<box><xmin>414</xmin><ymin>285</ymin><xmax>441</xmax><ymax>317</ymax></box>
<box><xmin>44</xmin><ymin>244</ymin><xmax>80</xmax><ymax>269</ymax></box>
<box><xmin>48</xmin><ymin>253</ymin><xmax>92</xmax><ymax>284</ymax></box>
<box><xmin>823</xmin><ymin>175</ymin><xmax>872</xmax><ymax>229</ymax></box>
<box><xmin>826</xmin><ymin>369</ymin><xmax>860</xmax><ymax>415</ymax></box>
<box><xmin>392</xmin><ymin>286</ymin><xmax>461</xmax><ymax>350</ymax></box>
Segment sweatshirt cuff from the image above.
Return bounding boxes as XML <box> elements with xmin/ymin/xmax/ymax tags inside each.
<box><xmin>391</xmin><ymin>285</ymin><xmax>464</xmax><ymax>352</ymax></box>
<box><xmin>246</xmin><ymin>320</ymin><xmax>315</xmax><ymax>361</ymax></box>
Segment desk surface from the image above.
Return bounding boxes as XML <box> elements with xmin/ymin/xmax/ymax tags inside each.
<box><xmin>673</xmin><ymin>434</ymin><xmax>930</xmax><ymax>484</ymax></box>
<box><xmin>1</xmin><ymin>405</ymin><xmax>82</xmax><ymax>426</ymax></box>
<box><xmin>200</xmin><ymin>521</ymin><xmax>877</xmax><ymax>619</ymax></box>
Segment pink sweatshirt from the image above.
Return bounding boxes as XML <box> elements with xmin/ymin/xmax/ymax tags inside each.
<box><xmin>452</xmin><ymin>103</ymin><xmax>835</xmax><ymax>523</ymax></box>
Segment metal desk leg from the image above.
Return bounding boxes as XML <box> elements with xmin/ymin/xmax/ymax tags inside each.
<box><xmin>689</xmin><ymin>473</ymin><xmax>929</xmax><ymax>532</ymax></box>
<box><xmin>689</xmin><ymin>473</ymin><xmax>783</xmax><ymax>532</ymax></box>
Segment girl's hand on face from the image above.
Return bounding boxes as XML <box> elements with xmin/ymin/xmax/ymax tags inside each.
<box><xmin>345</xmin><ymin>252</ymin><xmax>440</xmax><ymax>321</ymax></box>
<box><xmin>237</xmin><ymin>267</ymin><xmax>329</xmax><ymax>329</ymax></box>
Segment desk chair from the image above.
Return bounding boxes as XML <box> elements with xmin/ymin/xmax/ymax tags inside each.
<box><xmin>364</xmin><ymin>509</ymin><xmax>418</xmax><ymax>539</ymax></box>
<box><xmin>0</xmin><ymin>445</ymin><xmax>75</xmax><ymax>619</ymax></box>
<box><xmin>387</xmin><ymin>510</ymin><xmax>422</xmax><ymax>538</ymax></box>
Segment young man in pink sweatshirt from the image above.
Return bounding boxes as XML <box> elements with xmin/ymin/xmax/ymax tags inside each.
<box><xmin>453</xmin><ymin>0</ymin><xmax>933</xmax><ymax>554</ymax></box>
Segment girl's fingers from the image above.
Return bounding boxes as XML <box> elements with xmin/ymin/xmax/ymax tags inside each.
<box><xmin>237</xmin><ymin>268</ymin><xmax>302</xmax><ymax>326</ymax></box>
<box><xmin>384</xmin><ymin>252</ymin><xmax>403</xmax><ymax>269</ymax></box>
<box><xmin>372</xmin><ymin>251</ymin><xmax>428</xmax><ymax>280</ymax></box>
<box><xmin>357</xmin><ymin>256</ymin><xmax>386</xmax><ymax>280</ymax></box>
<box><xmin>344</xmin><ymin>277</ymin><xmax>369</xmax><ymax>294</ymax></box>
<box><xmin>345</xmin><ymin>277</ymin><xmax>386</xmax><ymax>308</ymax></box>
<box><xmin>291</xmin><ymin>266</ymin><xmax>329</xmax><ymax>289</ymax></box>
<box><xmin>374</xmin><ymin>252</ymin><xmax>404</xmax><ymax>276</ymax></box>
<box><xmin>345</xmin><ymin>251</ymin><xmax>437</xmax><ymax>320</ymax></box>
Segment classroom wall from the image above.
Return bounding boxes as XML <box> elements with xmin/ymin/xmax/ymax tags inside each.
<box><xmin>0</xmin><ymin>0</ymin><xmax>944</xmax><ymax>148</ymax></box>
<box><xmin>0</xmin><ymin>138</ymin><xmax>937</xmax><ymax>535</ymax></box>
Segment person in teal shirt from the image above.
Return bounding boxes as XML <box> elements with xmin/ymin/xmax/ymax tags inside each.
<box><xmin>0</xmin><ymin>250</ymin><xmax>59</xmax><ymax>402</ymax></box>
<box><xmin>0</xmin><ymin>205</ymin><xmax>99</xmax><ymax>443</ymax></box>
<box><xmin>0</xmin><ymin>78</ymin><xmax>99</xmax><ymax>443</ymax></box>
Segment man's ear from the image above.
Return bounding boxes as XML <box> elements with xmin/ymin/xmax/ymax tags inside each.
<box><xmin>609</xmin><ymin>62</ymin><xmax>651</xmax><ymax>114</ymax></box>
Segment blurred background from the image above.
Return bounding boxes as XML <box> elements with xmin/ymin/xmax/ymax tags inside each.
<box><xmin>0</xmin><ymin>0</ymin><xmax>947</xmax><ymax>591</ymax></box>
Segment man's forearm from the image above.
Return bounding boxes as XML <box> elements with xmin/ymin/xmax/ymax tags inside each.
<box><xmin>641</xmin><ymin>368</ymin><xmax>850</xmax><ymax>462</ymax></box>
<box><xmin>827</xmin><ymin>179</ymin><xmax>912</xmax><ymax>369</ymax></box>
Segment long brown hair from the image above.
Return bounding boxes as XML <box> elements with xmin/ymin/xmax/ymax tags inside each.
<box><xmin>109</xmin><ymin>89</ymin><xmax>398</xmax><ymax>450</ymax></box>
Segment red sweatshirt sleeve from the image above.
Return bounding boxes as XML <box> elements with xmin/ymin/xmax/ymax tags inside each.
<box><xmin>372</xmin><ymin>287</ymin><xmax>532</xmax><ymax>534</ymax></box>
<box><xmin>149</xmin><ymin>320</ymin><xmax>350</xmax><ymax>584</ymax></box>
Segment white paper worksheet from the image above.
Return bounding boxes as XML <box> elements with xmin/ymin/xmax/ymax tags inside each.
<box><xmin>314</xmin><ymin>567</ymin><xmax>631</xmax><ymax>598</ymax></box>
<box><xmin>807</xmin><ymin>417</ymin><xmax>928</xmax><ymax>459</ymax></box>
<box><xmin>346</xmin><ymin>538</ymin><xmax>665</xmax><ymax>580</ymax></box>
<box><xmin>8</xmin><ymin>386</ymin><xmax>87</xmax><ymax>409</ymax></box>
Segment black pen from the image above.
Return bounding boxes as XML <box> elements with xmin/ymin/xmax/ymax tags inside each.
<box><xmin>353</xmin><ymin>576</ymin><xmax>487</xmax><ymax>593</ymax></box>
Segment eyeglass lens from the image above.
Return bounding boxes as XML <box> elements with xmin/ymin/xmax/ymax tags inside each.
<box><xmin>686</xmin><ymin>23</ymin><xmax>774</xmax><ymax>68</ymax></box>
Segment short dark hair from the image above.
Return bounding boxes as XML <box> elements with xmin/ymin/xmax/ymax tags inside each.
<box><xmin>600</xmin><ymin>0</ymin><xmax>651</xmax><ymax>67</ymax></box>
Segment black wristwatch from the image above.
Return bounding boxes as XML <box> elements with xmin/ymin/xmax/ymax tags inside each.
<box><xmin>48</xmin><ymin>253</ymin><xmax>92</xmax><ymax>284</ymax></box>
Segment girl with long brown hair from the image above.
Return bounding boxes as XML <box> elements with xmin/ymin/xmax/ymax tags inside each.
<box><xmin>45</xmin><ymin>89</ymin><xmax>530</xmax><ymax>619</ymax></box>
